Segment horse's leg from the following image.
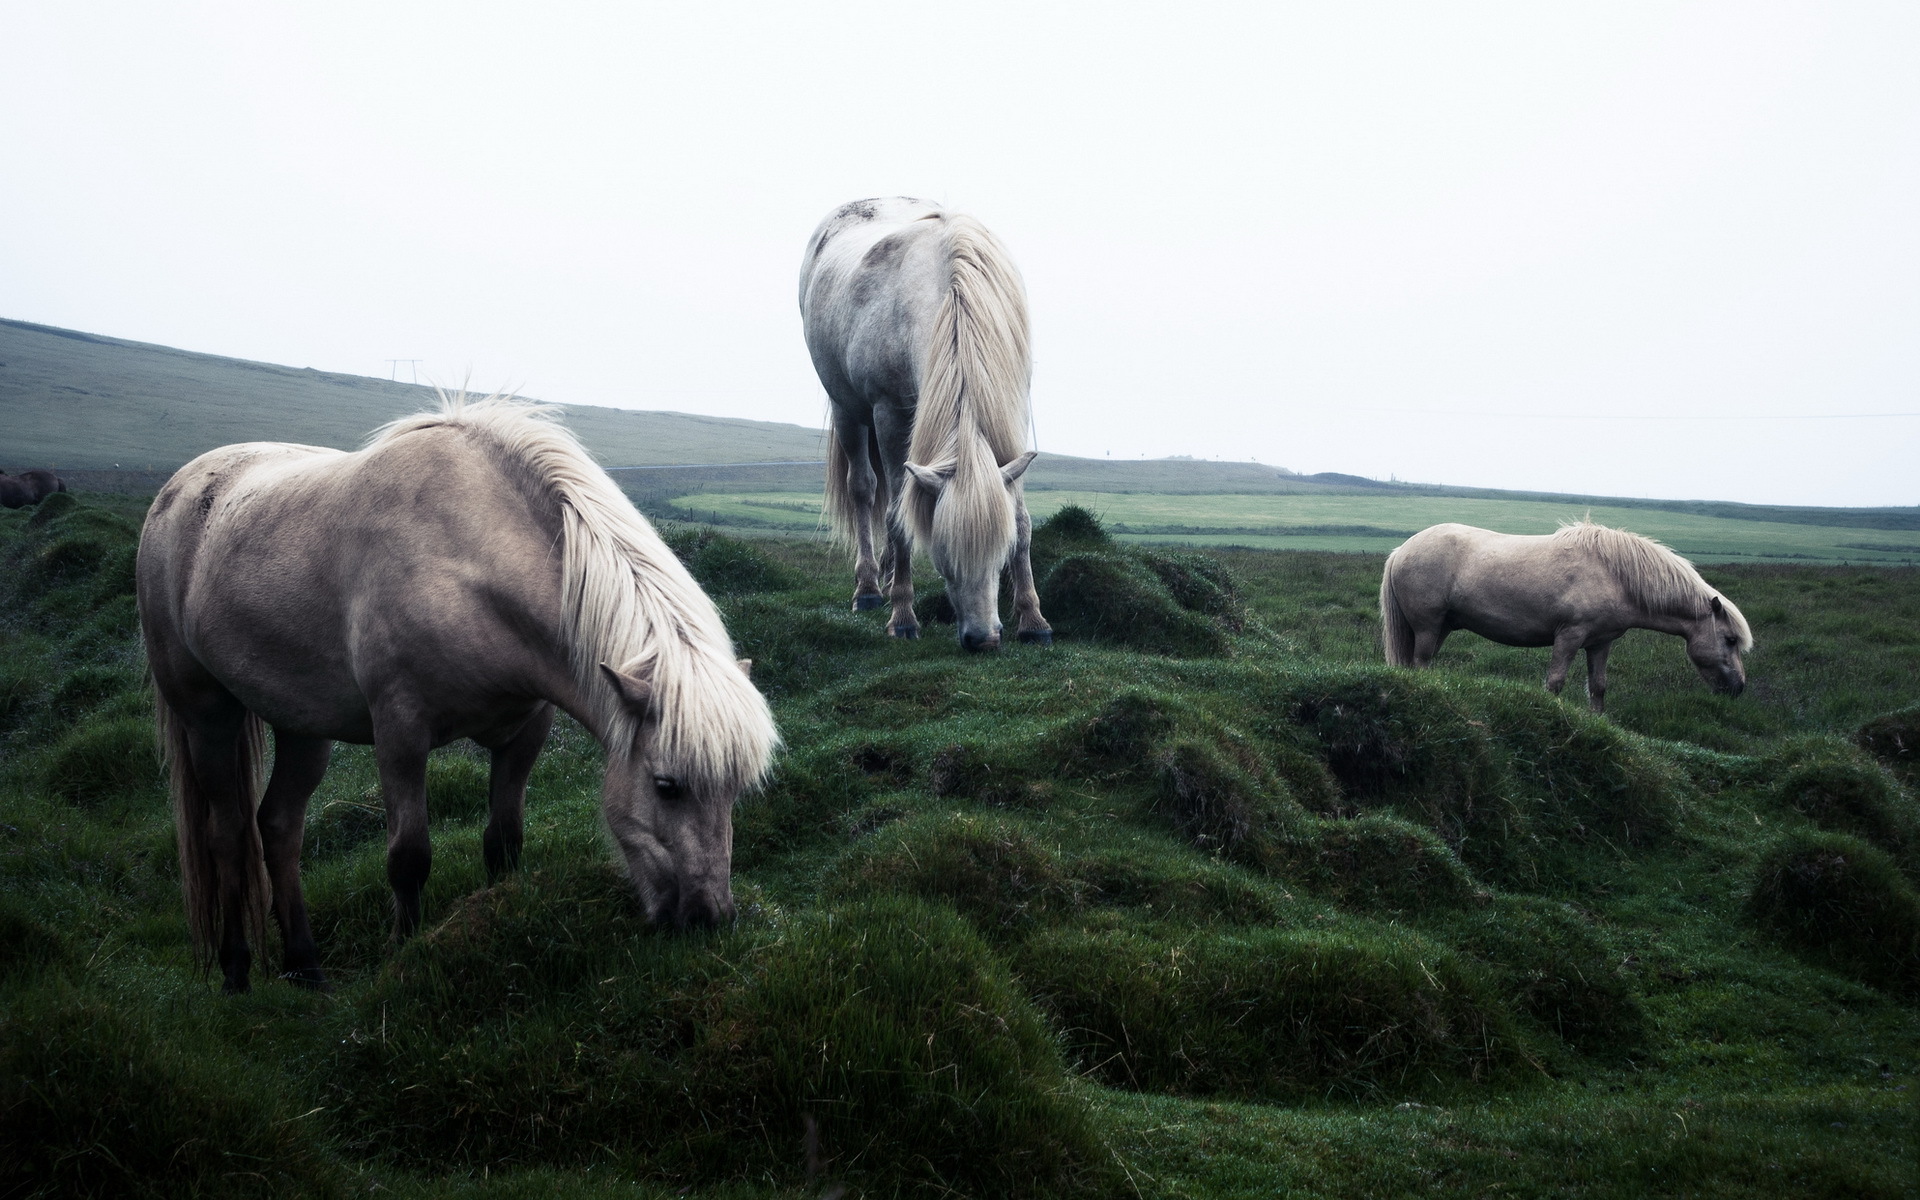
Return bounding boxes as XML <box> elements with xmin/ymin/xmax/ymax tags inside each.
<box><xmin>1584</xmin><ymin>640</ymin><xmax>1615</xmax><ymax>714</ymax></box>
<box><xmin>255</xmin><ymin>731</ymin><xmax>333</xmax><ymax>989</ymax></box>
<box><xmin>372</xmin><ymin>715</ymin><xmax>433</xmax><ymax>939</ymax></box>
<box><xmin>873</xmin><ymin>406</ymin><xmax>920</xmax><ymax>639</ymax></box>
<box><xmin>1007</xmin><ymin>496</ymin><xmax>1052</xmax><ymax>646</ymax></box>
<box><xmin>183</xmin><ymin>704</ymin><xmax>265</xmax><ymax>994</ymax></box>
<box><xmin>481</xmin><ymin>704</ymin><xmax>554</xmax><ymax>882</ymax></box>
<box><xmin>1544</xmin><ymin>629</ymin><xmax>1583</xmax><ymax>698</ymax></box>
<box><xmin>835</xmin><ymin>418</ymin><xmax>884</xmax><ymax>611</ymax></box>
<box><xmin>1411</xmin><ymin>629</ymin><xmax>1445</xmax><ymax>668</ymax></box>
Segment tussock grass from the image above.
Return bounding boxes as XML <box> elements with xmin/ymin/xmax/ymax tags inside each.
<box><xmin>1747</xmin><ymin>829</ymin><xmax>1920</xmax><ymax>994</ymax></box>
<box><xmin>4</xmin><ymin>495</ymin><xmax>1918</xmax><ymax>1198</ymax></box>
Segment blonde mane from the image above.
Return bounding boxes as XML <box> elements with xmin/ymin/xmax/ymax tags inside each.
<box><xmin>1553</xmin><ymin>520</ymin><xmax>1753</xmax><ymax>649</ymax></box>
<box><xmin>895</xmin><ymin>212</ymin><xmax>1032</xmax><ymax>572</ymax></box>
<box><xmin>371</xmin><ymin>395</ymin><xmax>778</xmax><ymax>793</ymax></box>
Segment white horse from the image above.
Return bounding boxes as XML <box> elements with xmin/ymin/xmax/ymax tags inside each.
<box><xmin>799</xmin><ymin>197</ymin><xmax>1050</xmax><ymax>652</ymax></box>
<box><xmin>1380</xmin><ymin>520</ymin><xmax>1753</xmax><ymax>713</ymax></box>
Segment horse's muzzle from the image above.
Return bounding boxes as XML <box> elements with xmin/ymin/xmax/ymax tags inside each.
<box><xmin>959</xmin><ymin>628</ymin><xmax>1002</xmax><ymax>653</ymax></box>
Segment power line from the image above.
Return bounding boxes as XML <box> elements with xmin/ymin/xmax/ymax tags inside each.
<box><xmin>1349</xmin><ymin>408</ymin><xmax>1920</xmax><ymax>421</ymax></box>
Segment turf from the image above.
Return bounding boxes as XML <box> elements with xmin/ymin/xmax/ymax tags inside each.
<box><xmin>1</xmin><ymin>495</ymin><xmax>1916</xmax><ymax>1199</ymax></box>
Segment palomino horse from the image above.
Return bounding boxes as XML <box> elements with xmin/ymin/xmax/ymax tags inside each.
<box><xmin>800</xmin><ymin>197</ymin><xmax>1051</xmax><ymax>652</ymax></box>
<box><xmin>137</xmin><ymin>397</ymin><xmax>777</xmax><ymax>992</ymax></box>
<box><xmin>0</xmin><ymin>469</ymin><xmax>65</xmax><ymax>508</ymax></box>
<box><xmin>1380</xmin><ymin>520</ymin><xmax>1752</xmax><ymax>713</ymax></box>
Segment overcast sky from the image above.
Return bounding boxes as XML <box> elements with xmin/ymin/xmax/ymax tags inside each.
<box><xmin>3</xmin><ymin>3</ymin><xmax>1916</xmax><ymax>506</ymax></box>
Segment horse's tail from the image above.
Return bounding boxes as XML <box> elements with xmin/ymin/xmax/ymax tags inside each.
<box><xmin>156</xmin><ymin>688</ymin><xmax>269</xmax><ymax>971</ymax></box>
<box><xmin>898</xmin><ymin>213</ymin><xmax>1032</xmax><ymax>549</ymax></box>
<box><xmin>1380</xmin><ymin>553</ymin><xmax>1417</xmax><ymax>667</ymax></box>
<box><xmin>821</xmin><ymin>419</ymin><xmax>889</xmax><ymax>550</ymax></box>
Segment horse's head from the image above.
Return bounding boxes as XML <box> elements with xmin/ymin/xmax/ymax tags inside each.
<box><xmin>596</xmin><ymin>659</ymin><xmax>761</xmax><ymax>929</ymax></box>
<box><xmin>1686</xmin><ymin>594</ymin><xmax>1750</xmax><ymax>697</ymax></box>
<box><xmin>904</xmin><ymin>450</ymin><xmax>1037</xmax><ymax>652</ymax></box>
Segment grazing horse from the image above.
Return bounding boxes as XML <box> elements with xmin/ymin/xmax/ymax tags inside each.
<box><xmin>1380</xmin><ymin>520</ymin><xmax>1752</xmax><ymax>713</ymax></box>
<box><xmin>137</xmin><ymin>396</ymin><xmax>778</xmax><ymax>993</ymax></box>
<box><xmin>800</xmin><ymin>197</ymin><xmax>1051</xmax><ymax>652</ymax></box>
<box><xmin>0</xmin><ymin>468</ymin><xmax>64</xmax><ymax>508</ymax></box>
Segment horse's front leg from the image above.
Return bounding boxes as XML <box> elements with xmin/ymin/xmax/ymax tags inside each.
<box><xmin>481</xmin><ymin>704</ymin><xmax>554</xmax><ymax>881</ymax></box>
<box><xmin>373</xmin><ymin>714</ymin><xmax>433</xmax><ymax>939</ymax></box>
<box><xmin>884</xmin><ymin>519</ymin><xmax>920</xmax><ymax>639</ymax></box>
<box><xmin>1544</xmin><ymin>629</ymin><xmax>1584</xmax><ymax>698</ymax></box>
<box><xmin>1584</xmin><ymin>640</ymin><xmax>1615</xmax><ymax>714</ymax></box>
<box><xmin>1007</xmin><ymin>497</ymin><xmax>1052</xmax><ymax>646</ymax></box>
<box><xmin>255</xmin><ymin>730</ymin><xmax>333</xmax><ymax>989</ymax></box>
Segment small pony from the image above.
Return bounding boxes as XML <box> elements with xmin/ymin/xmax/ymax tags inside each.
<box><xmin>0</xmin><ymin>469</ymin><xmax>66</xmax><ymax>508</ymax></box>
<box><xmin>800</xmin><ymin>197</ymin><xmax>1051</xmax><ymax>652</ymax></box>
<box><xmin>137</xmin><ymin>396</ymin><xmax>778</xmax><ymax>992</ymax></box>
<box><xmin>1380</xmin><ymin>520</ymin><xmax>1752</xmax><ymax>712</ymax></box>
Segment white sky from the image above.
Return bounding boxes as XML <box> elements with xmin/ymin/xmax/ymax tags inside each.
<box><xmin>3</xmin><ymin>2</ymin><xmax>1916</xmax><ymax>506</ymax></box>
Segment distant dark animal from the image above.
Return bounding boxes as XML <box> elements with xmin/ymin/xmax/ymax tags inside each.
<box><xmin>0</xmin><ymin>468</ymin><xmax>65</xmax><ymax>508</ymax></box>
<box><xmin>137</xmin><ymin>396</ymin><xmax>777</xmax><ymax>993</ymax></box>
<box><xmin>800</xmin><ymin>197</ymin><xmax>1051</xmax><ymax>652</ymax></box>
<box><xmin>1380</xmin><ymin>520</ymin><xmax>1752</xmax><ymax>713</ymax></box>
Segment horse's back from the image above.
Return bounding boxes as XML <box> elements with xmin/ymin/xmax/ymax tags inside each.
<box><xmin>1389</xmin><ymin>522</ymin><xmax>1623</xmax><ymax>646</ymax></box>
<box><xmin>141</xmin><ymin>428</ymin><xmax>567</xmax><ymax>738</ymax></box>
<box><xmin>799</xmin><ymin>197</ymin><xmax>953</xmax><ymax>410</ymax></box>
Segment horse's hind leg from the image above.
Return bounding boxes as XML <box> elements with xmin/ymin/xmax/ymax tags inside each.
<box><xmin>255</xmin><ymin>731</ymin><xmax>333</xmax><ymax>989</ymax></box>
<box><xmin>481</xmin><ymin>704</ymin><xmax>554</xmax><ymax>882</ymax></box>
<box><xmin>373</xmin><ymin>716</ymin><xmax>433</xmax><ymax>939</ymax></box>
<box><xmin>836</xmin><ymin>419</ymin><xmax>885</xmax><ymax>611</ymax></box>
<box><xmin>1411</xmin><ymin>629</ymin><xmax>1445</xmax><ymax>668</ymax></box>
<box><xmin>1007</xmin><ymin>498</ymin><xmax>1051</xmax><ymax>645</ymax></box>
<box><xmin>1545</xmin><ymin>629</ymin><xmax>1584</xmax><ymax>698</ymax></box>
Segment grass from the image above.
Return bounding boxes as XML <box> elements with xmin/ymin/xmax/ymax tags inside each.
<box><xmin>1</xmin><ymin>494</ymin><xmax>1917</xmax><ymax>1198</ymax></box>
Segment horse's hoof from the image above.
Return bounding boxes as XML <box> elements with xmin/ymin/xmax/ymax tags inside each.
<box><xmin>281</xmin><ymin>966</ymin><xmax>331</xmax><ymax>992</ymax></box>
<box><xmin>854</xmin><ymin>594</ymin><xmax>886</xmax><ymax>612</ymax></box>
<box><xmin>890</xmin><ymin>625</ymin><xmax>920</xmax><ymax>640</ymax></box>
<box><xmin>1017</xmin><ymin>629</ymin><xmax>1054</xmax><ymax>646</ymax></box>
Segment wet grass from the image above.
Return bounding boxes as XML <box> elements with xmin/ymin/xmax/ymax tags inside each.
<box><xmin>1</xmin><ymin>496</ymin><xmax>1916</xmax><ymax>1198</ymax></box>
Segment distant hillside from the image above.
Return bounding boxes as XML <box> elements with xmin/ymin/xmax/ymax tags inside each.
<box><xmin>0</xmin><ymin>317</ymin><xmax>824</xmax><ymax>469</ymax></box>
<box><xmin>3</xmin><ymin>315</ymin><xmax>1915</xmax><ymax>533</ymax></box>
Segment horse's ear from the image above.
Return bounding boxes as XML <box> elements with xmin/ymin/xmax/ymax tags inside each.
<box><xmin>599</xmin><ymin>662</ymin><xmax>653</xmax><ymax>713</ymax></box>
<box><xmin>1709</xmin><ymin>595</ymin><xmax>1726</xmax><ymax>617</ymax></box>
<box><xmin>1000</xmin><ymin>451</ymin><xmax>1038</xmax><ymax>485</ymax></box>
<box><xmin>905</xmin><ymin>461</ymin><xmax>955</xmax><ymax>494</ymax></box>
<box><xmin>737</xmin><ymin>658</ymin><xmax>753</xmax><ymax>679</ymax></box>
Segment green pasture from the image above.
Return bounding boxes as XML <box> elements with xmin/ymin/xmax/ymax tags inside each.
<box><xmin>669</xmin><ymin>490</ymin><xmax>1920</xmax><ymax>565</ymax></box>
<box><xmin>3</xmin><ymin>494</ymin><xmax>1918</xmax><ymax>1199</ymax></box>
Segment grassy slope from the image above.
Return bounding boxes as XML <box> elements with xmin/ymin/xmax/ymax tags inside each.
<box><xmin>0</xmin><ymin>317</ymin><xmax>825</xmax><ymax>468</ymax></box>
<box><xmin>669</xmin><ymin>491</ymin><xmax>1920</xmax><ymax>566</ymax></box>
<box><xmin>3</xmin><ymin>493</ymin><xmax>1917</xmax><ymax>1199</ymax></box>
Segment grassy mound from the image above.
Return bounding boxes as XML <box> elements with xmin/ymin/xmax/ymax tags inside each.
<box><xmin>832</xmin><ymin>811</ymin><xmax>1083</xmax><ymax>937</ymax></box>
<box><xmin>0</xmin><ymin>981</ymin><xmax>340</xmax><ymax>1198</ymax></box>
<box><xmin>1279</xmin><ymin>815</ymin><xmax>1486</xmax><ymax>913</ymax></box>
<box><xmin>327</xmin><ymin>874</ymin><xmax>1105</xmax><ymax>1194</ymax></box>
<box><xmin>1041</xmin><ymin>551</ymin><xmax>1229</xmax><ymax>657</ymax></box>
<box><xmin>1858</xmin><ymin>705</ymin><xmax>1920</xmax><ymax>784</ymax></box>
<box><xmin>38</xmin><ymin>713</ymin><xmax>161</xmax><ymax>806</ymax></box>
<box><xmin>1767</xmin><ymin>741</ymin><xmax>1916</xmax><ymax>861</ymax></box>
<box><xmin>1018</xmin><ymin>923</ymin><xmax>1520</xmax><ymax>1103</ymax></box>
<box><xmin>1746</xmin><ymin>829</ymin><xmax>1920</xmax><ymax>994</ymax></box>
<box><xmin>663</xmin><ymin>526</ymin><xmax>797</xmax><ymax>595</ymax></box>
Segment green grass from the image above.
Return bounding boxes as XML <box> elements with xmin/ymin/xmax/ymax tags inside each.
<box><xmin>670</xmin><ymin>490</ymin><xmax>1920</xmax><ymax>565</ymax></box>
<box><xmin>2</xmin><ymin>495</ymin><xmax>1917</xmax><ymax>1199</ymax></box>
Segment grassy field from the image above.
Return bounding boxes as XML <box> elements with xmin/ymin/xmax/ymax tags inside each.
<box><xmin>3</xmin><ymin>493</ymin><xmax>1918</xmax><ymax>1199</ymax></box>
<box><xmin>669</xmin><ymin>490</ymin><xmax>1920</xmax><ymax>566</ymax></box>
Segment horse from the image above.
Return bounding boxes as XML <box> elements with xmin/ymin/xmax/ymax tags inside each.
<box><xmin>0</xmin><ymin>468</ymin><xmax>64</xmax><ymax>508</ymax></box>
<box><xmin>799</xmin><ymin>197</ymin><xmax>1051</xmax><ymax>652</ymax></box>
<box><xmin>137</xmin><ymin>396</ymin><xmax>778</xmax><ymax>993</ymax></box>
<box><xmin>1379</xmin><ymin>520</ymin><xmax>1752</xmax><ymax>713</ymax></box>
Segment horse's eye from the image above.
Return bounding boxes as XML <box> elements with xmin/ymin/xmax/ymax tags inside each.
<box><xmin>653</xmin><ymin>775</ymin><xmax>683</xmax><ymax>800</ymax></box>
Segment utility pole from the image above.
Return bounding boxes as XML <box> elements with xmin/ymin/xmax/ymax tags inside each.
<box><xmin>384</xmin><ymin>359</ymin><xmax>424</xmax><ymax>384</ymax></box>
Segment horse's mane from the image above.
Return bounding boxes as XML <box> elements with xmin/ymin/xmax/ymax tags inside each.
<box><xmin>896</xmin><ymin>212</ymin><xmax>1032</xmax><ymax>571</ymax></box>
<box><xmin>1553</xmin><ymin>520</ymin><xmax>1753</xmax><ymax>649</ymax></box>
<box><xmin>369</xmin><ymin>395</ymin><xmax>778</xmax><ymax>793</ymax></box>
